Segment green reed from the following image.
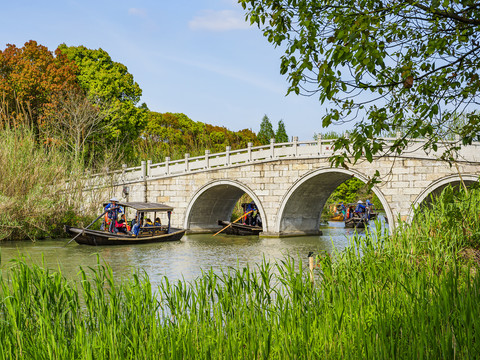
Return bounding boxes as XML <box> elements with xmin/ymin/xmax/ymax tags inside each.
<box><xmin>0</xmin><ymin>126</ymin><xmax>105</xmax><ymax>241</ymax></box>
<box><xmin>0</xmin><ymin>186</ymin><xmax>479</xmax><ymax>358</ymax></box>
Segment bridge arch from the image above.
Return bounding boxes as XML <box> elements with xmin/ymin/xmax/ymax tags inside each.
<box><xmin>407</xmin><ymin>173</ymin><xmax>479</xmax><ymax>223</ymax></box>
<box><xmin>184</xmin><ymin>180</ymin><xmax>267</xmax><ymax>233</ymax></box>
<box><xmin>275</xmin><ymin>167</ymin><xmax>394</xmax><ymax>235</ymax></box>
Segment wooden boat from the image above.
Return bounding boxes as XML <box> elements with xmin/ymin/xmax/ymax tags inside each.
<box><xmin>65</xmin><ymin>202</ymin><xmax>186</xmax><ymax>246</ymax></box>
<box><xmin>330</xmin><ymin>214</ymin><xmax>344</xmax><ymax>221</ymax></box>
<box><xmin>217</xmin><ymin>220</ymin><xmax>263</xmax><ymax>236</ymax></box>
<box><xmin>344</xmin><ymin>216</ymin><xmax>368</xmax><ymax>229</ymax></box>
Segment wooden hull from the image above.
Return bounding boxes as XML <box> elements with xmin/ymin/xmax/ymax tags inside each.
<box><xmin>345</xmin><ymin>217</ymin><xmax>368</xmax><ymax>228</ymax></box>
<box><xmin>330</xmin><ymin>214</ymin><xmax>344</xmax><ymax>221</ymax></box>
<box><xmin>65</xmin><ymin>225</ymin><xmax>185</xmax><ymax>246</ymax></box>
<box><xmin>217</xmin><ymin>220</ymin><xmax>263</xmax><ymax>236</ymax></box>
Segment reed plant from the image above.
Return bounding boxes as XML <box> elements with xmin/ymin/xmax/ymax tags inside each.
<box><xmin>0</xmin><ymin>186</ymin><xmax>479</xmax><ymax>358</ymax></box>
<box><xmin>1</xmin><ymin>245</ymin><xmax>479</xmax><ymax>357</ymax></box>
<box><xmin>395</xmin><ymin>183</ymin><xmax>480</xmax><ymax>262</ymax></box>
<box><xmin>0</xmin><ymin>127</ymin><xmax>96</xmax><ymax>241</ymax></box>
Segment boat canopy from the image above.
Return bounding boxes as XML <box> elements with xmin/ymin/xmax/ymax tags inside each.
<box><xmin>103</xmin><ymin>202</ymin><xmax>174</xmax><ymax>212</ymax></box>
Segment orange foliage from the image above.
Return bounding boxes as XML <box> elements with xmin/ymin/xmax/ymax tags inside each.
<box><xmin>0</xmin><ymin>40</ymin><xmax>78</xmax><ymax>135</ymax></box>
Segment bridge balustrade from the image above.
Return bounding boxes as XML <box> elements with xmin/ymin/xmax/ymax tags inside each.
<box><xmin>86</xmin><ymin>137</ymin><xmax>480</xmax><ymax>185</ymax></box>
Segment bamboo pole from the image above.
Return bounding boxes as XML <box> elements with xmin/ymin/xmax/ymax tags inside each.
<box><xmin>213</xmin><ymin>210</ymin><xmax>254</xmax><ymax>236</ymax></box>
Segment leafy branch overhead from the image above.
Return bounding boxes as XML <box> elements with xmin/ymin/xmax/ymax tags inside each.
<box><xmin>239</xmin><ymin>0</ymin><xmax>480</xmax><ymax>167</ymax></box>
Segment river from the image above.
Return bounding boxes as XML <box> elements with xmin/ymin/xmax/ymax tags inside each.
<box><xmin>0</xmin><ymin>216</ymin><xmax>388</xmax><ymax>285</ymax></box>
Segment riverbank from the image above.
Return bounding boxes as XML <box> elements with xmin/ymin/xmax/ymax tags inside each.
<box><xmin>0</xmin><ymin>185</ymin><xmax>479</xmax><ymax>358</ymax></box>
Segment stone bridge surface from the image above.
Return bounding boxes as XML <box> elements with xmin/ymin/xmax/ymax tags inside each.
<box><xmin>86</xmin><ymin>138</ymin><xmax>480</xmax><ymax>236</ymax></box>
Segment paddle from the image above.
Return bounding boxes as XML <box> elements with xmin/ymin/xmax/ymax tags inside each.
<box><xmin>65</xmin><ymin>207</ymin><xmax>119</xmax><ymax>246</ymax></box>
<box><xmin>213</xmin><ymin>210</ymin><xmax>253</xmax><ymax>236</ymax></box>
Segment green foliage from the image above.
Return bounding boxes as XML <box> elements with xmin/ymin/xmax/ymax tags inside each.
<box><xmin>240</xmin><ymin>0</ymin><xmax>480</xmax><ymax>169</ymax></box>
<box><xmin>58</xmin><ymin>44</ymin><xmax>147</xmax><ymax>162</ymax></box>
<box><xmin>275</xmin><ymin>119</ymin><xmax>289</xmax><ymax>143</ymax></box>
<box><xmin>136</xmin><ymin>112</ymin><xmax>259</xmax><ymax>162</ymax></box>
<box><xmin>257</xmin><ymin>114</ymin><xmax>275</xmax><ymax>145</ymax></box>
<box><xmin>326</xmin><ymin>177</ymin><xmax>383</xmax><ymax>210</ymax></box>
<box><xmin>313</xmin><ymin>131</ymin><xmax>342</xmax><ymax>140</ymax></box>
<box><xmin>404</xmin><ymin>183</ymin><xmax>480</xmax><ymax>254</ymax></box>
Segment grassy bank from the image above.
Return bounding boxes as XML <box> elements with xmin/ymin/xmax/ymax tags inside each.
<box><xmin>0</xmin><ymin>127</ymin><xmax>103</xmax><ymax>241</ymax></box>
<box><xmin>0</xmin><ymin>186</ymin><xmax>479</xmax><ymax>358</ymax></box>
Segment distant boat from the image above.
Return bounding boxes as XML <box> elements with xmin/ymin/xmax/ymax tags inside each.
<box><xmin>217</xmin><ymin>220</ymin><xmax>263</xmax><ymax>236</ymax></box>
<box><xmin>344</xmin><ymin>216</ymin><xmax>368</xmax><ymax>229</ymax></box>
<box><xmin>65</xmin><ymin>201</ymin><xmax>185</xmax><ymax>246</ymax></box>
<box><xmin>330</xmin><ymin>214</ymin><xmax>344</xmax><ymax>221</ymax></box>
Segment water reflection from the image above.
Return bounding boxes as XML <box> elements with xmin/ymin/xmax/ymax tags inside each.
<box><xmin>0</xmin><ymin>215</ymin><xmax>388</xmax><ymax>285</ymax></box>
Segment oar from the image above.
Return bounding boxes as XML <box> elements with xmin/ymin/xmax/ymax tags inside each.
<box><xmin>213</xmin><ymin>210</ymin><xmax>253</xmax><ymax>236</ymax></box>
<box><xmin>65</xmin><ymin>207</ymin><xmax>118</xmax><ymax>246</ymax></box>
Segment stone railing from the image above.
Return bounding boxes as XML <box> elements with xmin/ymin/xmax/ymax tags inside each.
<box><xmin>86</xmin><ymin>136</ymin><xmax>480</xmax><ymax>186</ymax></box>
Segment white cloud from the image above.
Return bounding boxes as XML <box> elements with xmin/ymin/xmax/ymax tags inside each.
<box><xmin>158</xmin><ymin>53</ymin><xmax>285</xmax><ymax>96</ymax></box>
<box><xmin>128</xmin><ymin>8</ymin><xmax>147</xmax><ymax>17</ymax></box>
<box><xmin>189</xmin><ymin>10</ymin><xmax>250</xmax><ymax>31</ymax></box>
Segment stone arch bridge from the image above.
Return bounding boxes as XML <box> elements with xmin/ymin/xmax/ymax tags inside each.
<box><xmin>85</xmin><ymin>138</ymin><xmax>480</xmax><ymax>236</ymax></box>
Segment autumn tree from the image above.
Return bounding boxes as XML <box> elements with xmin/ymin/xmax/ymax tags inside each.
<box><xmin>0</xmin><ymin>41</ymin><xmax>77</xmax><ymax>138</ymax></box>
<box><xmin>257</xmin><ymin>114</ymin><xmax>275</xmax><ymax>144</ymax></box>
<box><xmin>240</xmin><ymin>0</ymin><xmax>480</xmax><ymax>171</ymax></box>
<box><xmin>58</xmin><ymin>45</ymin><xmax>147</xmax><ymax>161</ymax></box>
<box><xmin>275</xmin><ymin>119</ymin><xmax>289</xmax><ymax>143</ymax></box>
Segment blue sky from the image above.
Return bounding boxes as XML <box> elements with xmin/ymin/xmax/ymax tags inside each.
<box><xmin>1</xmin><ymin>0</ymin><xmax>347</xmax><ymax>141</ymax></box>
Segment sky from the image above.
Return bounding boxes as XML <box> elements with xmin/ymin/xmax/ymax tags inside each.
<box><xmin>1</xmin><ymin>0</ymin><xmax>348</xmax><ymax>141</ymax></box>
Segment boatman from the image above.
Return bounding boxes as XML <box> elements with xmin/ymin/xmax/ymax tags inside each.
<box><xmin>355</xmin><ymin>200</ymin><xmax>366</xmax><ymax>219</ymax></box>
<box><xmin>245</xmin><ymin>201</ymin><xmax>257</xmax><ymax>226</ymax></box>
<box><xmin>104</xmin><ymin>197</ymin><xmax>122</xmax><ymax>232</ymax></box>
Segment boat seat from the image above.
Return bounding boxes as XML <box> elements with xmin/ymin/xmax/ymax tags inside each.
<box><xmin>140</xmin><ymin>225</ymin><xmax>166</xmax><ymax>236</ymax></box>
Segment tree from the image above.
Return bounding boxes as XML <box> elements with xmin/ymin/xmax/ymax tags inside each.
<box><xmin>46</xmin><ymin>89</ymin><xmax>110</xmax><ymax>165</ymax></box>
<box><xmin>240</xmin><ymin>0</ymin><xmax>480</xmax><ymax>171</ymax></box>
<box><xmin>137</xmin><ymin>112</ymin><xmax>260</xmax><ymax>162</ymax></box>
<box><xmin>257</xmin><ymin>114</ymin><xmax>275</xmax><ymax>144</ymax></box>
<box><xmin>0</xmin><ymin>41</ymin><xmax>78</xmax><ymax>138</ymax></box>
<box><xmin>58</xmin><ymin>45</ymin><xmax>147</xmax><ymax>161</ymax></box>
<box><xmin>275</xmin><ymin>119</ymin><xmax>289</xmax><ymax>143</ymax></box>
<box><xmin>314</xmin><ymin>131</ymin><xmax>341</xmax><ymax>140</ymax></box>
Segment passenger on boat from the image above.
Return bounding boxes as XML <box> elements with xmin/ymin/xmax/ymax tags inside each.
<box><xmin>104</xmin><ymin>197</ymin><xmax>122</xmax><ymax>232</ymax></box>
<box><xmin>154</xmin><ymin>217</ymin><xmax>162</xmax><ymax>226</ymax></box>
<box><xmin>131</xmin><ymin>218</ymin><xmax>143</xmax><ymax>236</ymax></box>
<box><xmin>115</xmin><ymin>214</ymin><xmax>128</xmax><ymax>234</ymax></box>
<box><xmin>145</xmin><ymin>218</ymin><xmax>154</xmax><ymax>227</ymax></box>
<box><xmin>130</xmin><ymin>214</ymin><xmax>138</xmax><ymax>230</ymax></box>
<box><xmin>346</xmin><ymin>205</ymin><xmax>354</xmax><ymax>219</ymax></box>
<box><xmin>339</xmin><ymin>201</ymin><xmax>347</xmax><ymax>220</ymax></box>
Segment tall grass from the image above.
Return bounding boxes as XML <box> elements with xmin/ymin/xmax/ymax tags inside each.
<box><xmin>1</xmin><ymin>186</ymin><xmax>479</xmax><ymax>358</ymax></box>
<box><xmin>395</xmin><ymin>183</ymin><xmax>480</xmax><ymax>260</ymax></box>
<box><xmin>0</xmin><ymin>127</ymin><xmax>97</xmax><ymax>241</ymax></box>
<box><xmin>1</xmin><ymin>246</ymin><xmax>479</xmax><ymax>357</ymax></box>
